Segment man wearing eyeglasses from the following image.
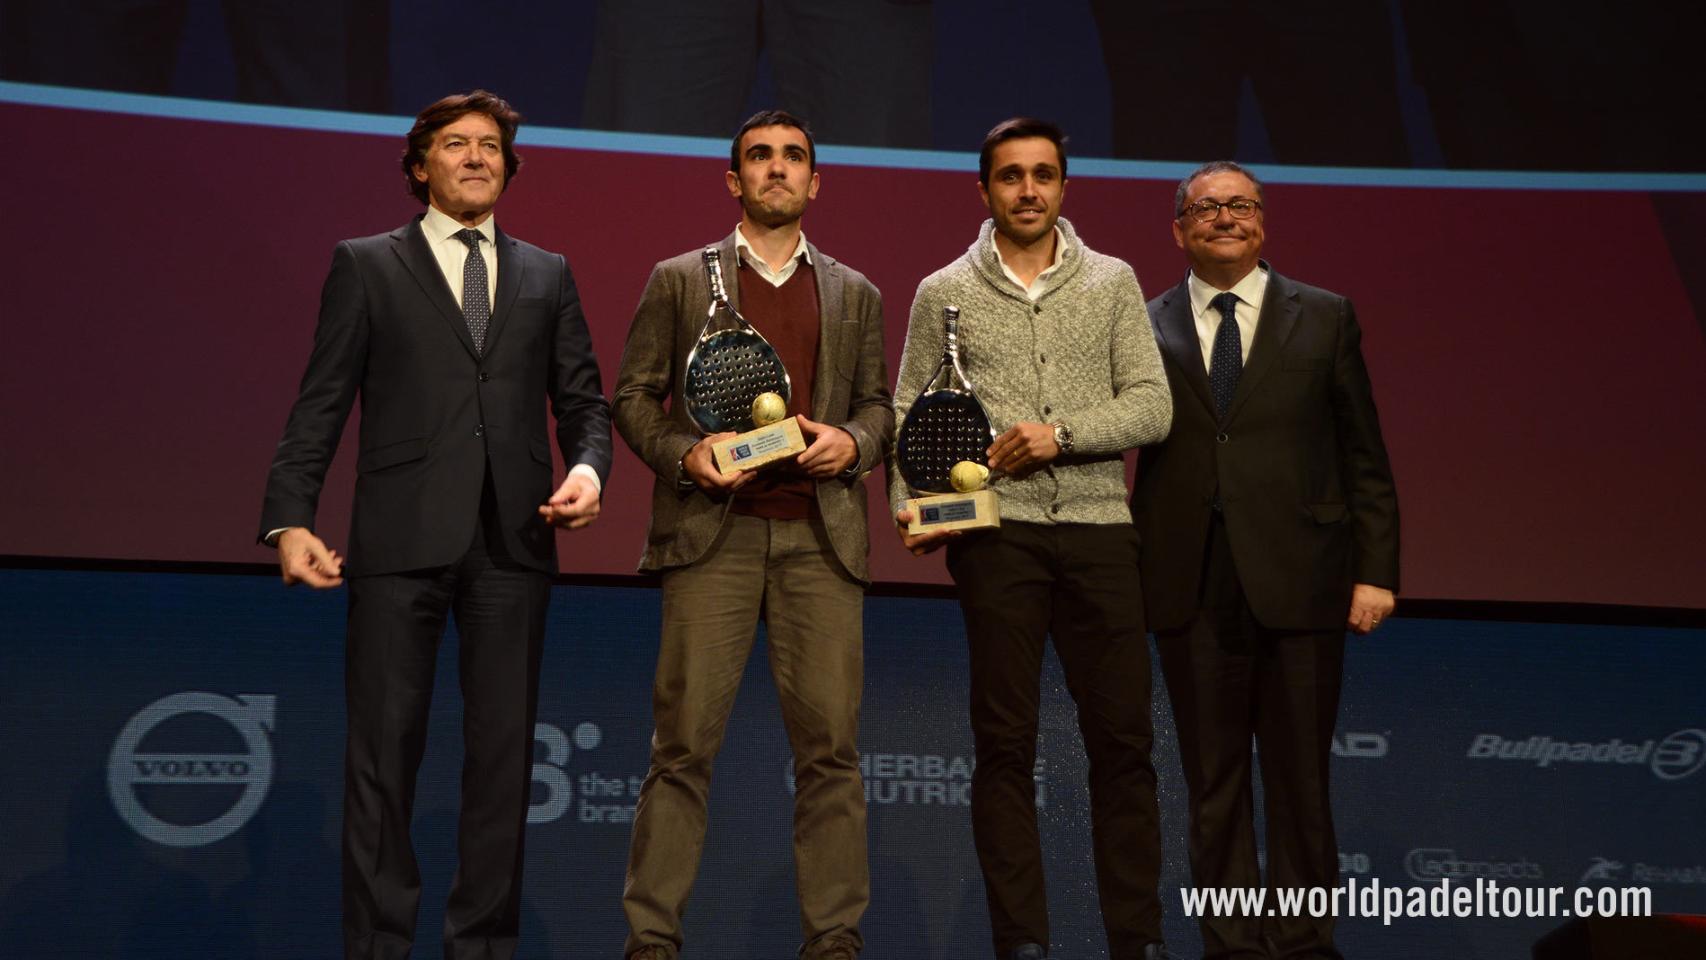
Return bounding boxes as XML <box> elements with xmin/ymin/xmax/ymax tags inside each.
<box><xmin>1132</xmin><ymin>161</ymin><xmax>1399</xmax><ymax>959</ymax></box>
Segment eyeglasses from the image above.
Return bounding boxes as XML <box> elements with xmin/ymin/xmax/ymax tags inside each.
<box><xmin>1177</xmin><ymin>198</ymin><xmax>1262</xmax><ymax>222</ymax></box>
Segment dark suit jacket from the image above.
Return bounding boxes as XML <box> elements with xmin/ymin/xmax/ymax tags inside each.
<box><xmin>611</xmin><ymin>234</ymin><xmax>893</xmax><ymax>582</ymax></box>
<box><xmin>259</xmin><ymin>215</ymin><xmax>612</xmax><ymax>576</ymax></box>
<box><xmin>1132</xmin><ymin>264</ymin><xmax>1398</xmax><ymax>632</ymax></box>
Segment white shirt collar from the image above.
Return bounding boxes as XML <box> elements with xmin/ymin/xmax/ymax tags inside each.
<box><xmin>996</xmin><ymin>225</ymin><xmax>1065</xmax><ymax>301</ymax></box>
<box><xmin>420</xmin><ymin>205</ymin><xmax>496</xmax><ymax>246</ymax></box>
<box><xmin>1187</xmin><ymin>263</ymin><xmax>1269</xmax><ymax>319</ymax></box>
<box><xmin>734</xmin><ymin>225</ymin><xmax>811</xmax><ymax>287</ymax></box>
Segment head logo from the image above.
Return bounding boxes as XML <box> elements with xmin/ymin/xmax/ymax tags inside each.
<box><xmin>1651</xmin><ymin>729</ymin><xmax>1706</xmax><ymax>781</ymax></box>
<box><xmin>1580</xmin><ymin>857</ymin><xmax>1625</xmax><ymax>884</ymax></box>
<box><xmin>1331</xmin><ymin>732</ymin><xmax>1389</xmax><ymax>759</ymax></box>
<box><xmin>106</xmin><ymin>692</ymin><xmax>275</xmax><ymax>847</ymax></box>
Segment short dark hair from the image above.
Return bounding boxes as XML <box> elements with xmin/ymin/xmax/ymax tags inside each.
<box><xmin>401</xmin><ymin>90</ymin><xmax>524</xmax><ymax>205</ymax></box>
<box><xmin>1174</xmin><ymin>160</ymin><xmax>1264</xmax><ymax>217</ymax></box>
<box><xmin>729</xmin><ymin>110</ymin><xmax>817</xmax><ymax>172</ymax></box>
<box><xmin>979</xmin><ymin>117</ymin><xmax>1068</xmax><ymax>186</ymax></box>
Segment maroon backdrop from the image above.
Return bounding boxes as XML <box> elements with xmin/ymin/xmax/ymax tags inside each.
<box><xmin>3</xmin><ymin>103</ymin><xmax>1703</xmax><ymax>607</ymax></box>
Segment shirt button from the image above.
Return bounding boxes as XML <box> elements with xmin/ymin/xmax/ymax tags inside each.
<box><xmin>478</xmin><ymin>370</ymin><xmax>490</xmax><ymax>382</ymax></box>
<box><xmin>475</xmin><ymin>425</ymin><xmax>485</xmax><ymax>438</ymax></box>
<box><xmin>1216</xmin><ymin>432</ymin><xmax>1229</xmax><ymax>444</ymax></box>
<box><xmin>1051</xmin><ymin>503</ymin><xmax>1061</xmax><ymax>514</ymax></box>
<box><xmin>1033</xmin><ymin>304</ymin><xmax>1042</xmax><ymax>314</ymax></box>
<box><xmin>1043</xmin><ymin>405</ymin><xmax>1051</xmax><ymax>415</ymax></box>
<box><xmin>1039</xmin><ymin>354</ymin><xmax>1047</xmax><ymax>364</ymax></box>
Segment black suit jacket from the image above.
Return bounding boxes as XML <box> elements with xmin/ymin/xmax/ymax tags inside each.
<box><xmin>259</xmin><ymin>215</ymin><xmax>612</xmax><ymax>576</ymax></box>
<box><xmin>1132</xmin><ymin>265</ymin><xmax>1398</xmax><ymax>632</ymax></box>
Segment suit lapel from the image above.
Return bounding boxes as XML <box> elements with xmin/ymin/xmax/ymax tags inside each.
<box><xmin>809</xmin><ymin>242</ymin><xmax>841</xmax><ymax>422</ymax></box>
<box><xmin>1153</xmin><ymin>279</ymin><xmax>1216</xmax><ymax>415</ymax></box>
<box><xmin>1224</xmin><ymin>265</ymin><xmax>1300</xmax><ymax>424</ymax></box>
<box><xmin>485</xmin><ymin>226</ymin><xmax>524</xmax><ymax>354</ymax></box>
<box><xmin>391</xmin><ymin>216</ymin><xmax>478</xmax><ymax>359</ymax></box>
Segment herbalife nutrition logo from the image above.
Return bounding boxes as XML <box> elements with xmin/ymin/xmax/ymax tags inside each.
<box><xmin>1465</xmin><ymin>728</ymin><xmax>1706</xmax><ymax>780</ymax></box>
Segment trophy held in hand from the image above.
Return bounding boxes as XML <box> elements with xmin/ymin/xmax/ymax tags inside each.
<box><xmin>896</xmin><ymin>305</ymin><xmax>1000</xmax><ymax>533</ymax></box>
<box><xmin>683</xmin><ymin>246</ymin><xmax>808</xmax><ymax>474</ymax></box>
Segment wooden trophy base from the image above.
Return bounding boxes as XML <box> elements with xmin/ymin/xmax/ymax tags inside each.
<box><xmin>905</xmin><ymin>489</ymin><xmax>999</xmax><ymax>533</ymax></box>
<box><xmin>712</xmin><ymin>417</ymin><xmax>807</xmax><ymax>474</ymax></box>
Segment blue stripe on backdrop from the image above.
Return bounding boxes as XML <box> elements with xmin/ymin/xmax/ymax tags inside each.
<box><xmin>7</xmin><ymin>81</ymin><xmax>1706</xmax><ymax>193</ymax></box>
<box><xmin>1</xmin><ymin>569</ymin><xmax>1702</xmax><ymax>958</ymax></box>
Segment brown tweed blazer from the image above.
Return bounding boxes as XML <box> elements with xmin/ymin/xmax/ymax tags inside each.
<box><xmin>611</xmin><ymin>232</ymin><xmax>894</xmax><ymax>581</ymax></box>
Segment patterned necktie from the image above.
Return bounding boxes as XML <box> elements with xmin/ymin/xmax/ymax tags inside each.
<box><xmin>1208</xmin><ymin>291</ymin><xmax>1242</xmax><ymax>418</ymax></box>
<box><xmin>456</xmin><ymin>228</ymin><xmax>490</xmax><ymax>353</ymax></box>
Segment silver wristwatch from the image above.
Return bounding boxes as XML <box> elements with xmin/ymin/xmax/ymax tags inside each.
<box><xmin>1050</xmin><ymin>421</ymin><xmax>1074</xmax><ymax>454</ymax></box>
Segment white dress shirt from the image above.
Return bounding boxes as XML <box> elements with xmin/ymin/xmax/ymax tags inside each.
<box><xmin>734</xmin><ymin>224</ymin><xmax>812</xmax><ymax>287</ymax></box>
<box><xmin>418</xmin><ymin>205</ymin><xmax>498</xmax><ymax>308</ymax></box>
<box><xmin>996</xmin><ymin>225</ymin><xmax>1066</xmax><ymax>302</ymax></box>
<box><xmin>1187</xmin><ymin>264</ymin><xmax>1269</xmax><ymax>372</ymax></box>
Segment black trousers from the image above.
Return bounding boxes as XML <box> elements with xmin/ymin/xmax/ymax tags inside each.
<box><xmin>1157</xmin><ymin>514</ymin><xmax>1345</xmax><ymax>960</ymax></box>
<box><xmin>341</xmin><ymin>483</ymin><xmax>550</xmax><ymax>960</ymax></box>
<box><xmin>947</xmin><ymin>521</ymin><xmax>1163</xmax><ymax>959</ymax></box>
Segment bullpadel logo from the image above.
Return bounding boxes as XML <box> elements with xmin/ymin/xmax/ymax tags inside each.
<box><xmin>1465</xmin><ymin>727</ymin><xmax>1706</xmax><ymax>780</ymax></box>
<box><xmin>107</xmin><ymin>692</ymin><xmax>277</xmax><ymax>847</ymax></box>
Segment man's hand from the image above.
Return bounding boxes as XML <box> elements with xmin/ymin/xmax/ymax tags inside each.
<box><xmin>538</xmin><ymin>473</ymin><xmax>601</xmax><ymax>529</ymax></box>
<box><xmin>796</xmin><ymin>415</ymin><xmax>858</xmax><ymax>479</ymax></box>
<box><xmin>277</xmin><ymin>527</ymin><xmax>344</xmax><ymax>588</ymax></box>
<box><xmin>987</xmin><ymin>422</ymin><xmax>1060</xmax><ymax>477</ymax></box>
<box><xmin>1347</xmin><ymin>583</ymin><xmax>1396</xmax><ymax>635</ymax></box>
<box><xmin>682</xmin><ymin>434</ymin><xmax>753</xmax><ymax>493</ymax></box>
<box><xmin>893</xmin><ymin>507</ymin><xmax>959</xmax><ymax>556</ymax></box>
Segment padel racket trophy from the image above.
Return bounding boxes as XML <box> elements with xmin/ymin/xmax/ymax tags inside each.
<box><xmin>895</xmin><ymin>305</ymin><xmax>1000</xmax><ymax>533</ymax></box>
<box><xmin>684</xmin><ymin>247</ymin><xmax>806</xmax><ymax>474</ymax></box>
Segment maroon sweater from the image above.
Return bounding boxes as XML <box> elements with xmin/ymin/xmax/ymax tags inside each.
<box><xmin>731</xmin><ymin>257</ymin><xmax>820</xmax><ymax>520</ymax></box>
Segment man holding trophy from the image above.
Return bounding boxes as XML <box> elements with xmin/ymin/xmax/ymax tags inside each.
<box><xmin>889</xmin><ymin>118</ymin><xmax>1174</xmax><ymax>960</ymax></box>
<box><xmin>610</xmin><ymin>110</ymin><xmax>893</xmax><ymax>960</ymax></box>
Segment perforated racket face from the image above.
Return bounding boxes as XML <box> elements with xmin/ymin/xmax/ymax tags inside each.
<box><xmin>897</xmin><ymin>388</ymin><xmax>995</xmax><ymax>493</ymax></box>
<box><xmin>684</xmin><ymin>329</ymin><xmax>791</xmax><ymax>433</ymax></box>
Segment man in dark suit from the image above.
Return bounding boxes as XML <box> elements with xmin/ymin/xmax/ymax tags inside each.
<box><xmin>611</xmin><ymin>110</ymin><xmax>892</xmax><ymax>960</ymax></box>
<box><xmin>258</xmin><ymin>90</ymin><xmax>612</xmax><ymax>960</ymax></box>
<box><xmin>1132</xmin><ymin>161</ymin><xmax>1398</xmax><ymax>960</ymax></box>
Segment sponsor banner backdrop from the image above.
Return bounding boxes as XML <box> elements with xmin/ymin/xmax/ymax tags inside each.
<box><xmin>1</xmin><ymin>570</ymin><xmax>1702</xmax><ymax>959</ymax></box>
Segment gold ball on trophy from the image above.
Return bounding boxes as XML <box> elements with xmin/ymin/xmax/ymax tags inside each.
<box><xmin>950</xmin><ymin>460</ymin><xmax>989</xmax><ymax>493</ymax></box>
<box><xmin>751</xmin><ymin>391</ymin><xmax>787</xmax><ymax>427</ymax></box>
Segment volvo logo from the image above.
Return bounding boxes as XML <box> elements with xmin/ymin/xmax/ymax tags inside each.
<box><xmin>107</xmin><ymin>692</ymin><xmax>276</xmax><ymax>847</ymax></box>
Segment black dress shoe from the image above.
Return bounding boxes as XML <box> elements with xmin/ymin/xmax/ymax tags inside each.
<box><xmin>1009</xmin><ymin>944</ymin><xmax>1047</xmax><ymax>960</ymax></box>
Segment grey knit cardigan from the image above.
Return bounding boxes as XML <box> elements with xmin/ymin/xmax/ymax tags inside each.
<box><xmin>889</xmin><ymin>217</ymin><xmax>1172</xmax><ymax>526</ymax></box>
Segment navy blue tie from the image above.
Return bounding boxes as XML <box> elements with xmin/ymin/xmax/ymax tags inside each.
<box><xmin>456</xmin><ymin>229</ymin><xmax>490</xmax><ymax>353</ymax></box>
<box><xmin>1208</xmin><ymin>291</ymin><xmax>1241</xmax><ymax>418</ymax></box>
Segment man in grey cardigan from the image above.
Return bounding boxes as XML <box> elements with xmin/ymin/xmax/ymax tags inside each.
<box><xmin>889</xmin><ymin>118</ymin><xmax>1174</xmax><ymax>960</ymax></box>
